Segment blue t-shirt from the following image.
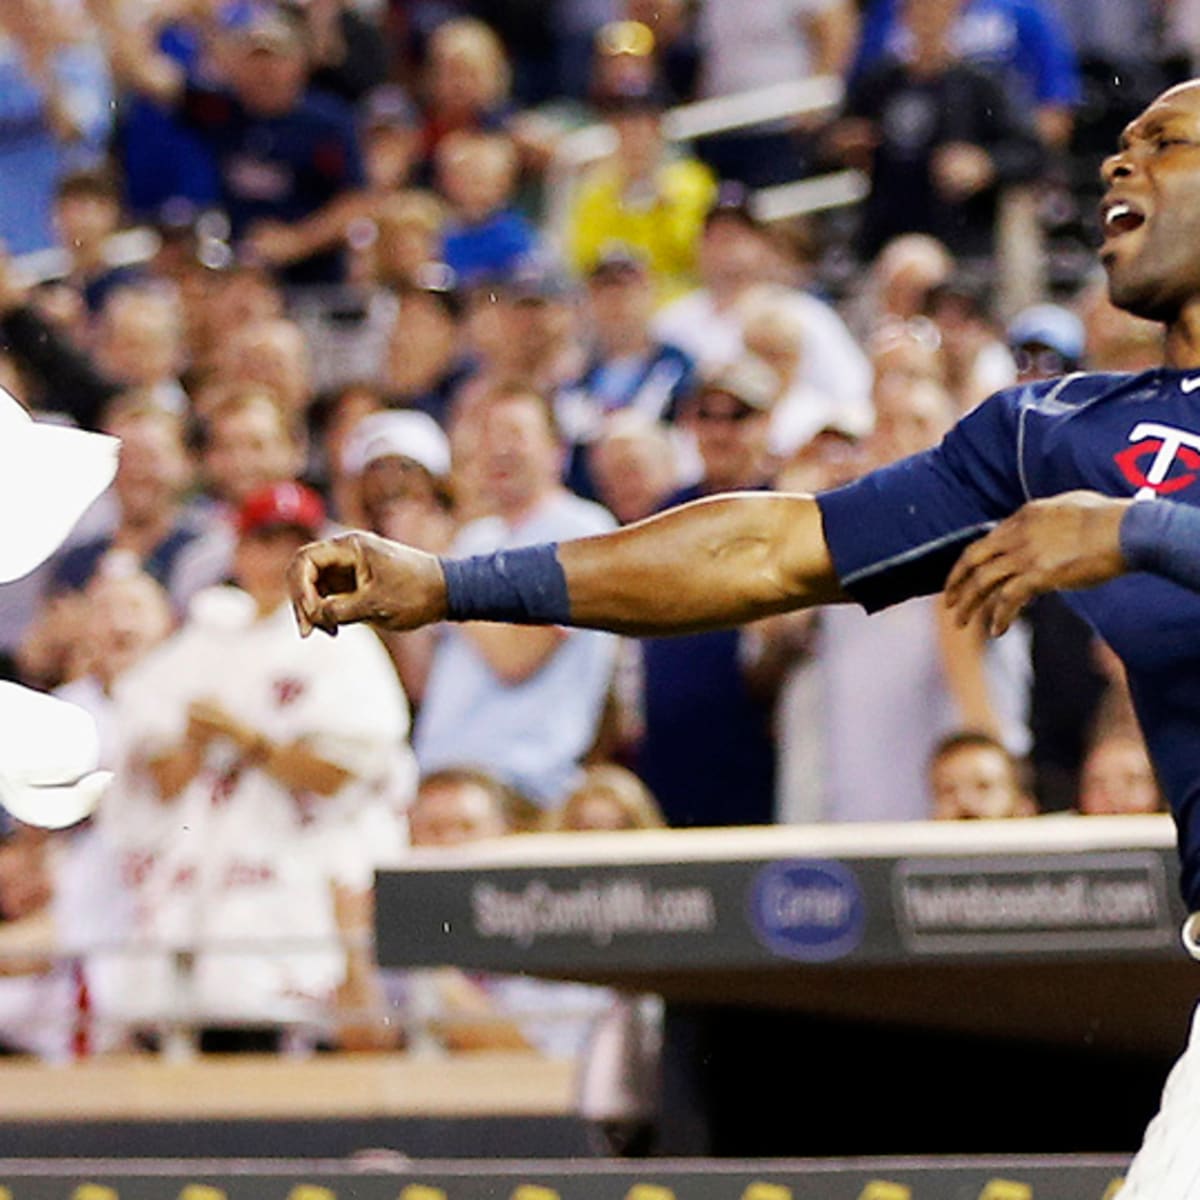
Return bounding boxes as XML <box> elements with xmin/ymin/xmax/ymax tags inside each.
<box><xmin>179</xmin><ymin>83</ymin><xmax>365</xmax><ymax>284</ymax></box>
<box><xmin>853</xmin><ymin>0</ymin><xmax>1080</xmax><ymax>109</ymax></box>
<box><xmin>817</xmin><ymin>369</ymin><xmax>1200</xmax><ymax>906</ymax></box>
<box><xmin>638</xmin><ymin>483</ymin><xmax>777</xmax><ymax>829</ymax></box>
<box><xmin>440</xmin><ymin>209</ymin><xmax>539</xmax><ymax>286</ymax></box>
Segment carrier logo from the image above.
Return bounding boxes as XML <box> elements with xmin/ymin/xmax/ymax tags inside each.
<box><xmin>748</xmin><ymin>860</ymin><xmax>865</xmax><ymax>961</ymax></box>
<box><xmin>1115</xmin><ymin>422</ymin><xmax>1200</xmax><ymax>498</ymax></box>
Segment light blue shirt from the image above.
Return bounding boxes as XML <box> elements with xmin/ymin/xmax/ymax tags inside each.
<box><xmin>0</xmin><ymin>36</ymin><xmax>112</xmax><ymax>255</ymax></box>
<box><xmin>414</xmin><ymin>491</ymin><xmax>618</xmax><ymax>806</ymax></box>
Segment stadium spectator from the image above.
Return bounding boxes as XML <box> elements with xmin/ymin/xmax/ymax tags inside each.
<box><xmin>414</xmin><ymin>384</ymin><xmax>618</xmax><ymax>807</ymax></box>
<box><xmin>557</xmin><ymin>245</ymin><xmax>695</xmax><ymax>498</ymax></box>
<box><xmin>549</xmin><ymin>763</ymin><xmax>666</xmax><ymax>831</ymax></box>
<box><xmin>654</xmin><ymin>185</ymin><xmax>871</xmax><ymax>425</ymax></box>
<box><xmin>1004</xmin><ymin>299</ymin><xmax>1109</xmax><ymax>814</ymax></box>
<box><xmin>98</xmin><ymin>1</ymin><xmax>367</xmax><ymax>285</ymax></box>
<box><xmin>48</xmin><ymin>402</ymin><xmax>200</xmax><ymax>598</ymax></box>
<box><xmin>844</xmin><ymin>233</ymin><xmax>955</xmax><ymax>341</ymax></box>
<box><xmin>929</xmin><ymin>730</ymin><xmax>1035</xmax><ymax>820</ymax></box>
<box><xmin>99</xmin><ymin>0</ymin><xmax>221</xmax><ymax>219</ymax></box>
<box><xmin>738</xmin><ymin>283</ymin><xmax>873</xmax><ymax>458</ymax></box>
<box><xmin>51</xmin><ymin>169</ymin><xmax>145</xmax><ymax>317</ymax></box>
<box><xmin>106</xmin><ymin>481</ymin><xmax>413</xmax><ymax>1051</ymax></box>
<box><xmin>180</xmin><ymin>264</ymin><xmax>285</xmax><ymax>386</ymax></box>
<box><xmin>382</xmin><ymin>274</ymin><xmax>474</xmax><ymax>428</ymax></box>
<box><xmin>371</xmin><ymin>191</ymin><xmax>447</xmax><ymax>291</ymax></box>
<box><xmin>297</xmin><ymin>0</ymin><xmax>389</xmax><ymax>106</ymax></box>
<box><xmin>361</xmin><ymin>85</ymin><xmax>422</xmax><ymax>196</ymax></box>
<box><xmin>341</xmin><ymin>408</ymin><xmax>456</xmax><ymax>706</ymax></box>
<box><xmin>455</xmin><ymin>258</ymin><xmax>583</xmax><ymax>414</ymax></box>
<box><xmin>92</xmin><ymin>287</ymin><xmax>189</xmax><ymax>414</ymax></box>
<box><xmin>170</xmin><ymin>385</ymin><xmax>306</xmax><ymax>609</ymax></box>
<box><xmin>791</xmin><ymin>374</ymin><xmax>1030</xmax><ymax>822</ymax></box>
<box><xmin>587</xmin><ymin>411</ymin><xmax>679</xmax><ymax>526</ymax></box>
<box><xmin>216</xmin><ymin>317</ymin><xmax>314</xmax><ymax>426</ymax></box>
<box><xmin>695</xmin><ymin>0</ymin><xmax>857</xmax><ymax>186</ymax></box>
<box><xmin>566</xmin><ymin>76</ymin><xmax>715</xmax><ymax>297</ymax></box>
<box><xmin>621</xmin><ymin>3</ymin><xmax>699</xmax><ymax>104</ymax></box>
<box><xmin>50</xmin><ymin>568</ymin><xmax>175</xmax><ymax>1056</ymax></box>
<box><xmin>402</xmin><ymin>766</ymin><xmax>610</xmax><ymax>1056</ymax></box>
<box><xmin>922</xmin><ymin>274</ymin><xmax>1016</xmax><ymax>411</ymax></box>
<box><xmin>833</xmin><ymin>0</ymin><xmax>1044</xmax><ymax>265</ymax></box>
<box><xmin>419</xmin><ymin>18</ymin><xmax>515</xmax><ymax>172</ymax></box>
<box><xmin>1078</xmin><ymin>731</ymin><xmax>1164</xmax><ymax>817</ymax></box>
<box><xmin>851</xmin><ymin>0</ymin><xmax>1081</xmax><ymax>149</ymax></box>
<box><xmin>635</xmin><ymin>358</ymin><xmax>782</xmax><ymax>828</ymax></box>
<box><xmin>436</xmin><ymin>132</ymin><xmax>538</xmax><ymax>285</ymax></box>
<box><xmin>0</xmin><ymin>0</ymin><xmax>113</xmax><ymax>256</ymax></box>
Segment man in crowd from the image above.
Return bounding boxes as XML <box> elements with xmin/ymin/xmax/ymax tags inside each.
<box><xmin>413</xmin><ymin>384</ymin><xmax>617</xmax><ymax>808</ymax></box>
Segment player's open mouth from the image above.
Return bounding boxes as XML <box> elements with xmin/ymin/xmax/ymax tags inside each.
<box><xmin>1101</xmin><ymin>199</ymin><xmax>1147</xmax><ymax>241</ymax></box>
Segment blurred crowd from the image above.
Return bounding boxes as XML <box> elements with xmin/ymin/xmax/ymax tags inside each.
<box><xmin>0</xmin><ymin>0</ymin><xmax>1183</xmax><ymax>1071</ymax></box>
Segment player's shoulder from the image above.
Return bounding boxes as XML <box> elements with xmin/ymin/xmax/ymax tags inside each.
<box><xmin>1000</xmin><ymin>370</ymin><xmax>1146</xmax><ymax>416</ymax></box>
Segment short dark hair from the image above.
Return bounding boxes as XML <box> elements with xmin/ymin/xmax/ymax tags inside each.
<box><xmin>929</xmin><ymin>729</ymin><xmax>1031</xmax><ymax>792</ymax></box>
<box><xmin>56</xmin><ymin>168</ymin><xmax>122</xmax><ymax>206</ymax></box>
<box><xmin>478</xmin><ymin>380</ymin><xmax>564</xmax><ymax>443</ymax></box>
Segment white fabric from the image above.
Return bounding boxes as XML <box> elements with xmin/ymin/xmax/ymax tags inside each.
<box><xmin>0</xmin><ymin>388</ymin><xmax>118</xmax><ymax>584</ymax></box>
<box><xmin>1118</xmin><ymin>935</ymin><xmax>1200</xmax><ymax>1199</ymax></box>
<box><xmin>700</xmin><ymin>0</ymin><xmax>841</xmax><ymax>97</ymax></box>
<box><xmin>652</xmin><ymin>288</ymin><xmax>874</xmax><ymax>440</ymax></box>
<box><xmin>104</xmin><ymin>589</ymin><xmax>414</xmax><ymax>1024</ymax></box>
<box><xmin>0</xmin><ymin>683</ymin><xmax>112</xmax><ymax>829</ymax></box>
<box><xmin>794</xmin><ymin>597</ymin><xmax>1030</xmax><ymax>822</ymax></box>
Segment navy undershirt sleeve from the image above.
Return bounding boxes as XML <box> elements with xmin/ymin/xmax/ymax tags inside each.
<box><xmin>817</xmin><ymin>387</ymin><xmax>1029</xmax><ymax>612</ymax></box>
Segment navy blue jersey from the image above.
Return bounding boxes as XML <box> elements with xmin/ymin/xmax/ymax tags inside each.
<box><xmin>817</xmin><ymin>369</ymin><xmax>1200</xmax><ymax>907</ymax></box>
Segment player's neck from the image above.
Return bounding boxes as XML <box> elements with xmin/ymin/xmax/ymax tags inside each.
<box><xmin>1163</xmin><ymin>321</ymin><xmax>1200</xmax><ymax>370</ymax></box>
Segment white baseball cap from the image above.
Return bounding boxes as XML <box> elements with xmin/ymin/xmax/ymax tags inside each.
<box><xmin>342</xmin><ymin>410</ymin><xmax>451</xmax><ymax>479</ymax></box>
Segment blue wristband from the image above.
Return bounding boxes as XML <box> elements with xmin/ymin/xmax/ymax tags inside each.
<box><xmin>1119</xmin><ymin>500</ymin><xmax>1200</xmax><ymax>593</ymax></box>
<box><xmin>439</xmin><ymin>543</ymin><xmax>572</xmax><ymax>625</ymax></box>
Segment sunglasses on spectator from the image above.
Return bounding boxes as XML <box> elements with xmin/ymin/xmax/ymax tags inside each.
<box><xmin>693</xmin><ymin>400</ymin><xmax>762</xmax><ymax>423</ymax></box>
<box><xmin>1013</xmin><ymin>345</ymin><xmax>1077</xmax><ymax>376</ymax></box>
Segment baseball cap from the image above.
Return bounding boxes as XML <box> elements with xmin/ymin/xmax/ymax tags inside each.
<box><xmin>595</xmin><ymin>20</ymin><xmax>656</xmax><ymax>59</ymax></box>
<box><xmin>698</xmin><ymin>355</ymin><xmax>780</xmax><ymax>412</ymax></box>
<box><xmin>237</xmin><ymin>481</ymin><xmax>325</xmax><ymax>538</ymax></box>
<box><xmin>227</xmin><ymin>3</ymin><xmax>306</xmax><ymax>54</ymax></box>
<box><xmin>342</xmin><ymin>410</ymin><xmax>451</xmax><ymax>479</ymax></box>
<box><xmin>363</xmin><ymin>85</ymin><xmax>418</xmax><ymax>132</ymax></box>
<box><xmin>705</xmin><ymin>181</ymin><xmax>762</xmax><ymax>232</ymax></box>
<box><xmin>588</xmin><ymin>242</ymin><xmax>650</xmax><ymax>282</ymax></box>
<box><xmin>1007</xmin><ymin>303</ymin><xmax>1085</xmax><ymax>362</ymax></box>
<box><xmin>595</xmin><ymin>74</ymin><xmax>670</xmax><ymax>114</ymax></box>
<box><xmin>496</xmin><ymin>255</ymin><xmax>573</xmax><ymax>302</ymax></box>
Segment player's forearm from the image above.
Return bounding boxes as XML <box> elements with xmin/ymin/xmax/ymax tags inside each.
<box><xmin>290</xmin><ymin>495</ymin><xmax>844</xmax><ymax>639</ymax></box>
<box><xmin>556</xmin><ymin>493</ymin><xmax>844</xmax><ymax>635</ymax></box>
<box><xmin>1120</xmin><ymin>500</ymin><xmax>1200</xmax><ymax>593</ymax></box>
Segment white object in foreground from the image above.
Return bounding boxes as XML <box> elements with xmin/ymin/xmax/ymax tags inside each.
<box><xmin>0</xmin><ymin>386</ymin><xmax>119</xmax><ymax>584</ymax></box>
<box><xmin>0</xmin><ymin>387</ymin><xmax>120</xmax><ymax>826</ymax></box>
<box><xmin>0</xmin><ymin>683</ymin><xmax>113</xmax><ymax>829</ymax></box>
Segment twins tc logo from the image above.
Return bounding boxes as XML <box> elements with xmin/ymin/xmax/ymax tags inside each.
<box><xmin>1115</xmin><ymin>422</ymin><xmax>1200</xmax><ymax>498</ymax></box>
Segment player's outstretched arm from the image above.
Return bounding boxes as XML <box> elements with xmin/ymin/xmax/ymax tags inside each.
<box><xmin>289</xmin><ymin>492</ymin><xmax>845</xmax><ymax>638</ymax></box>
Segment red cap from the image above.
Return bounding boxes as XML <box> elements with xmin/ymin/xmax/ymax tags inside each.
<box><xmin>236</xmin><ymin>482</ymin><xmax>325</xmax><ymax>538</ymax></box>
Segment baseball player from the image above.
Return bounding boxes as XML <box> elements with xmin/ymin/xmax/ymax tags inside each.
<box><xmin>291</xmin><ymin>80</ymin><xmax>1200</xmax><ymax>1193</ymax></box>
